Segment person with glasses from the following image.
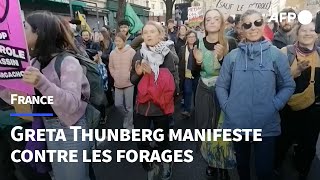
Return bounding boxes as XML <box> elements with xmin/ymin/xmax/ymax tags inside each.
<box><xmin>215</xmin><ymin>9</ymin><xmax>295</xmax><ymax>180</ymax></box>
<box><xmin>178</xmin><ymin>30</ymin><xmax>199</xmax><ymax>117</ymax></box>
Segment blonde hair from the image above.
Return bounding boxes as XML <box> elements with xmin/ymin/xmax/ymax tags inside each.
<box><xmin>203</xmin><ymin>9</ymin><xmax>228</xmax><ymax>56</ymax></box>
<box><xmin>142</xmin><ymin>21</ymin><xmax>165</xmax><ymax>39</ymax></box>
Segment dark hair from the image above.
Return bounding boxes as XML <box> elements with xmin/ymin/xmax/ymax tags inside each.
<box><xmin>100</xmin><ymin>29</ymin><xmax>111</xmax><ymax>51</ymax></box>
<box><xmin>115</xmin><ymin>33</ymin><xmax>126</xmax><ymax>42</ymax></box>
<box><xmin>278</xmin><ymin>8</ymin><xmax>297</xmax><ymax>22</ymax></box>
<box><xmin>118</xmin><ymin>19</ymin><xmax>130</xmax><ymax>27</ymax></box>
<box><xmin>81</xmin><ymin>29</ymin><xmax>90</xmax><ymax>36</ymax></box>
<box><xmin>86</xmin><ymin>49</ymin><xmax>98</xmax><ymax>61</ymax></box>
<box><xmin>26</xmin><ymin>11</ymin><xmax>78</xmax><ymax>68</ymax></box>
<box><xmin>234</xmin><ymin>14</ymin><xmax>241</xmax><ymax>25</ymax></box>
<box><xmin>227</xmin><ymin>16</ymin><xmax>234</xmax><ymax>24</ymax></box>
<box><xmin>59</xmin><ymin>16</ymin><xmax>73</xmax><ymax>37</ymax></box>
<box><xmin>268</xmin><ymin>19</ymin><xmax>279</xmax><ymax>33</ymax></box>
<box><xmin>185</xmin><ymin>30</ymin><xmax>198</xmax><ymax>44</ymax></box>
<box><xmin>177</xmin><ymin>25</ymin><xmax>188</xmax><ymax>39</ymax></box>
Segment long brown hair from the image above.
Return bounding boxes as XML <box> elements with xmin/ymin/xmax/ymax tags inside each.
<box><xmin>177</xmin><ymin>25</ymin><xmax>189</xmax><ymax>39</ymax></box>
<box><xmin>203</xmin><ymin>9</ymin><xmax>228</xmax><ymax>56</ymax></box>
<box><xmin>27</xmin><ymin>11</ymin><xmax>79</xmax><ymax>68</ymax></box>
<box><xmin>100</xmin><ymin>29</ymin><xmax>111</xmax><ymax>51</ymax></box>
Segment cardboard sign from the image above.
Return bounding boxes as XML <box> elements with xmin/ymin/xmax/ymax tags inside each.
<box><xmin>212</xmin><ymin>0</ymin><xmax>272</xmax><ymax>14</ymax></box>
<box><xmin>188</xmin><ymin>6</ymin><xmax>204</xmax><ymax>26</ymax></box>
<box><xmin>305</xmin><ymin>0</ymin><xmax>320</xmax><ymax>15</ymax></box>
<box><xmin>0</xmin><ymin>0</ymin><xmax>34</xmax><ymax>95</ymax></box>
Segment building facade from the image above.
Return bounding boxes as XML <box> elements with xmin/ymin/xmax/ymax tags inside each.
<box><xmin>106</xmin><ymin>0</ymin><xmax>150</xmax><ymax>30</ymax></box>
<box><xmin>19</xmin><ymin>0</ymin><xmax>108</xmax><ymax>31</ymax></box>
<box><xmin>19</xmin><ymin>0</ymin><xmax>150</xmax><ymax>32</ymax></box>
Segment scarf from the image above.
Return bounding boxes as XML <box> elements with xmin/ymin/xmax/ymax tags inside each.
<box><xmin>294</xmin><ymin>42</ymin><xmax>316</xmax><ymax>56</ymax></box>
<box><xmin>187</xmin><ymin>47</ymin><xmax>194</xmax><ymax>70</ymax></box>
<box><xmin>140</xmin><ymin>41</ymin><xmax>173</xmax><ymax>82</ymax></box>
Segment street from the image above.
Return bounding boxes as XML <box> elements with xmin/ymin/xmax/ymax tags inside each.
<box><xmin>93</xmin><ymin>99</ymin><xmax>318</xmax><ymax>180</ymax></box>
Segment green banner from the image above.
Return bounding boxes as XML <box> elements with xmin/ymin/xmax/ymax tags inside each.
<box><xmin>125</xmin><ymin>3</ymin><xmax>144</xmax><ymax>34</ymax></box>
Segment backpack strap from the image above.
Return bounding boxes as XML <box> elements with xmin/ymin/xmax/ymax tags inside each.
<box><xmin>316</xmin><ymin>47</ymin><xmax>320</xmax><ymax>57</ymax></box>
<box><xmin>54</xmin><ymin>51</ymin><xmax>89</xmax><ymax>103</ymax></box>
<box><xmin>54</xmin><ymin>52</ymin><xmax>72</xmax><ymax>79</ymax></box>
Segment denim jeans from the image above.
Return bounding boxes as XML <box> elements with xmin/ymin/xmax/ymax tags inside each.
<box><xmin>183</xmin><ymin>77</ymin><xmax>199</xmax><ymax>112</ymax></box>
<box><xmin>43</xmin><ymin>117</ymin><xmax>91</xmax><ymax>180</ymax></box>
<box><xmin>233</xmin><ymin>136</ymin><xmax>276</xmax><ymax>180</ymax></box>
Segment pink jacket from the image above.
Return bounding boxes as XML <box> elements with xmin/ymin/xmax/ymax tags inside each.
<box><xmin>0</xmin><ymin>56</ymin><xmax>90</xmax><ymax>127</ymax></box>
<box><xmin>109</xmin><ymin>45</ymin><xmax>136</xmax><ymax>88</ymax></box>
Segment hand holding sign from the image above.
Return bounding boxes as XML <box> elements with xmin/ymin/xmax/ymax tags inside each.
<box><xmin>213</xmin><ymin>0</ymin><xmax>271</xmax><ymax>14</ymax></box>
<box><xmin>0</xmin><ymin>0</ymin><xmax>34</xmax><ymax>95</ymax></box>
<box><xmin>22</xmin><ymin>67</ymin><xmax>42</xmax><ymax>86</ymax></box>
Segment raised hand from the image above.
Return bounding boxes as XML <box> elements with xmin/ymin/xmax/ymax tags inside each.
<box><xmin>135</xmin><ymin>60</ymin><xmax>143</xmax><ymax>76</ymax></box>
<box><xmin>214</xmin><ymin>44</ymin><xmax>224</xmax><ymax>61</ymax></box>
<box><xmin>193</xmin><ymin>45</ymin><xmax>203</xmax><ymax>64</ymax></box>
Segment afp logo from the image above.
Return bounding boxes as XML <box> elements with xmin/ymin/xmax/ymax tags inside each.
<box><xmin>268</xmin><ymin>10</ymin><xmax>313</xmax><ymax>25</ymax></box>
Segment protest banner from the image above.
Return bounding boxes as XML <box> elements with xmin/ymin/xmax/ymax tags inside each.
<box><xmin>304</xmin><ymin>0</ymin><xmax>320</xmax><ymax>15</ymax></box>
<box><xmin>0</xmin><ymin>0</ymin><xmax>33</xmax><ymax>95</ymax></box>
<box><xmin>212</xmin><ymin>0</ymin><xmax>272</xmax><ymax>14</ymax></box>
<box><xmin>188</xmin><ymin>6</ymin><xmax>203</xmax><ymax>27</ymax></box>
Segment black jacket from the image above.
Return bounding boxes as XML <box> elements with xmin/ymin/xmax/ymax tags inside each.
<box><xmin>175</xmin><ymin>37</ymin><xmax>186</xmax><ymax>55</ymax></box>
<box><xmin>178</xmin><ymin>45</ymin><xmax>200</xmax><ymax>91</ymax></box>
<box><xmin>130</xmin><ymin>50</ymin><xmax>178</xmax><ymax>116</ymax></box>
<box><xmin>84</xmin><ymin>40</ymin><xmax>100</xmax><ymax>51</ymax></box>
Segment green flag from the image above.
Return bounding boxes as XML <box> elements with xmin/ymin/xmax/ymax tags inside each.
<box><xmin>125</xmin><ymin>3</ymin><xmax>144</xmax><ymax>34</ymax></box>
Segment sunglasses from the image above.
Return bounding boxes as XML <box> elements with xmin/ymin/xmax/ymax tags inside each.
<box><xmin>242</xmin><ymin>19</ymin><xmax>264</xmax><ymax>30</ymax></box>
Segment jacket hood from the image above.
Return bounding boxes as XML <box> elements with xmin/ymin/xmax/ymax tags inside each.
<box><xmin>115</xmin><ymin>44</ymin><xmax>132</xmax><ymax>53</ymax></box>
<box><xmin>238</xmin><ymin>39</ymin><xmax>272</xmax><ymax>70</ymax></box>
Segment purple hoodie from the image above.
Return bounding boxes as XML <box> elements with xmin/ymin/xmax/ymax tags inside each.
<box><xmin>0</xmin><ymin>55</ymin><xmax>90</xmax><ymax>126</ymax></box>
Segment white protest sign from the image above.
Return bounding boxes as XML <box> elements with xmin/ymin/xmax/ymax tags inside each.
<box><xmin>188</xmin><ymin>6</ymin><xmax>203</xmax><ymax>20</ymax></box>
<box><xmin>212</xmin><ymin>0</ymin><xmax>272</xmax><ymax>14</ymax></box>
<box><xmin>188</xmin><ymin>6</ymin><xmax>204</xmax><ymax>26</ymax></box>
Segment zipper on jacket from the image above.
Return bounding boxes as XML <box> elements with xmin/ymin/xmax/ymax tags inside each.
<box><xmin>145</xmin><ymin>101</ymin><xmax>150</xmax><ymax>116</ymax></box>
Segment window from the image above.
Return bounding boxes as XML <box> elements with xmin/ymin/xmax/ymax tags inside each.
<box><xmin>152</xmin><ymin>4</ymin><xmax>155</xmax><ymax>9</ymax></box>
<box><xmin>160</xmin><ymin>2</ymin><xmax>164</xmax><ymax>9</ymax></box>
